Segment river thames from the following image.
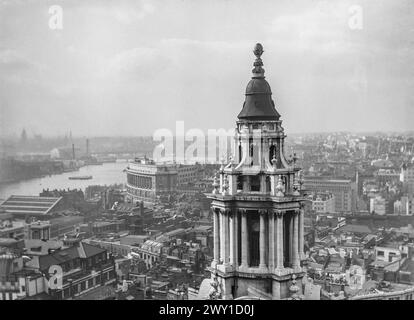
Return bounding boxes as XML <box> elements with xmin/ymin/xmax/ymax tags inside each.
<box><xmin>0</xmin><ymin>161</ymin><xmax>128</xmax><ymax>199</ymax></box>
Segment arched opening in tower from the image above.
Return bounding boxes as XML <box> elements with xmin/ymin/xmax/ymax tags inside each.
<box><xmin>265</xmin><ymin>176</ymin><xmax>271</xmax><ymax>193</ymax></box>
<box><xmin>238</xmin><ymin>143</ymin><xmax>242</xmax><ymax>163</ymax></box>
<box><xmin>283</xmin><ymin>214</ymin><xmax>292</xmax><ymax>268</ymax></box>
<box><xmin>250</xmin><ymin>175</ymin><xmax>260</xmax><ymax>192</ymax></box>
<box><xmin>282</xmin><ymin>175</ymin><xmax>288</xmax><ymax>193</ymax></box>
<box><xmin>269</xmin><ymin>144</ymin><xmax>276</xmax><ymax>164</ymax></box>
<box><xmin>237</xmin><ymin>175</ymin><xmax>243</xmax><ymax>191</ymax></box>
<box><xmin>249</xmin><ymin>138</ymin><xmax>254</xmax><ymax>166</ymax></box>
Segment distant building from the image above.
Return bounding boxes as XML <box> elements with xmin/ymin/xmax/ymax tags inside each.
<box><xmin>377</xmin><ymin>169</ymin><xmax>400</xmax><ymax>183</ymax></box>
<box><xmin>25</xmin><ymin>221</ymin><xmax>51</xmax><ymax>240</ymax></box>
<box><xmin>347</xmin><ymin>281</ymin><xmax>414</xmax><ymax>300</ymax></box>
<box><xmin>394</xmin><ymin>196</ymin><xmax>414</xmax><ymax>216</ymax></box>
<box><xmin>85</xmin><ymin>239</ymin><xmax>134</xmax><ymax>258</ymax></box>
<box><xmin>134</xmin><ymin>240</ymin><xmax>163</xmax><ymax>269</ymax></box>
<box><xmin>401</xmin><ymin>196</ymin><xmax>414</xmax><ymax>216</ymax></box>
<box><xmin>125</xmin><ymin>157</ymin><xmax>177</xmax><ymax>205</ymax></box>
<box><xmin>176</xmin><ymin>163</ymin><xmax>202</xmax><ymax>185</ymax></box>
<box><xmin>0</xmin><ymin>219</ymin><xmax>25</xmax><ymax>239</ymax></box>
<box><xmin>310</xmin><ymin>192</ymin><xmax>335</xmax><ymax>213</ymax></box>
<box><xmin>125</xmin><ymin>157</ymin><xmax>203</xmax><ymax>205</ymax></box>
<box><xmin>101</xmin><ymin>188</ymin><xmax>125</xmax><ymax>210</ymax></box>
<box><xmin>371</xmin><ymin>157</ymin><xmax>393</xmax><ymax>168</ymax></box>
<box><xmin>303</xmin><ymin>177</ymin><xmax>356</xmax><ymax>213</ymax></box>
<box><xmin>0</xmin><ymin>242</ymin><xmax>116</xmax><ymax>300</ymax></box>
<box><xmin>25</xmin><ymin>242</ymin><xmax>116</xmax><ymax>300</ymax></box>
<box><xmin>401</xmin><ymin>162</ymin><xmax>414</xmax><ymax>194</ymax></box>
<box><xmin>370</xmin><ymin>195</ymin><xmax>390</xmax><ymax>215</ymax></box>
<box><xmin>374</xmin><ymin>246</ymin><xmax>401</xmax><ymax>263</ymax></box>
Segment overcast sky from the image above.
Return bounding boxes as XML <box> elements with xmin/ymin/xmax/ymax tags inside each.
<box><xmin>0</xmin><ymin>0</ymin><xmax>413</xmax><ymax>138</ymax></box>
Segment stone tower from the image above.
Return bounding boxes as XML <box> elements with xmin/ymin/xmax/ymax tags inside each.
<box><xmin>207</xmin><ymin>43</ymin><xmax>307</xmax><ymax>300</ymax></box>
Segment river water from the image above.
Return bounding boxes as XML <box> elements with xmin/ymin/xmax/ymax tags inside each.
<box><xmin>0</xmin><ymin>161</ymin><xmax>128</xmax><ymax>199</ymax></box>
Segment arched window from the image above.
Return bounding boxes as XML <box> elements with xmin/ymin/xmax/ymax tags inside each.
<box><xmin>250</xmin><ymin>175</ymin><xmax>260</xmax><ymax>192</ymax></box>
<box><xmin>266</xmin><ymin>176</ymin><xmax>271</xmax><ymax>193</ymax></box>
<box><xmin>238</xmin><ymin>144</ymin><xmax>243</xmax><ymax>162</ymax></box>
<box><xmin>282</xmin><ymin>175</ymin><xmax>288</xmax><ymax>193</ymax></box>
<box><xmin>249</xmin><ymin>138</ymin><xmax>254</xmax><ymax>158</ymax></box>
<box><xmin>237</xmin><ymin>175</ymin><xmax>243</xmax><ymax>191</ymax></box>
<box><xmin>269</xmin><ymin>145</ymin><xmax>276</xmax><ymax>164</ymax></box>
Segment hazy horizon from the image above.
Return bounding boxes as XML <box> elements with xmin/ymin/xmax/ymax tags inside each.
<box><xmin>1</xmin><ymin>0</ymin><xmax>413</xmax><ymax>138</ymax></box>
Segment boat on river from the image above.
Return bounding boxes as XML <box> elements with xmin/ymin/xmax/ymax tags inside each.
<box><xmin>68</xmin><ymin>175</ymin><xmax>93</xmax><ymax>180</ymax></box>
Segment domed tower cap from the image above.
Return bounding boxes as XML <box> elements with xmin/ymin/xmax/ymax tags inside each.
<box><xmin>237</xmin><ymin>43</ymin><xmax>280</xmax><ymax>121</ymax></box>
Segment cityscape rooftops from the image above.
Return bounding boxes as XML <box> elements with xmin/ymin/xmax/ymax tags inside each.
<box><xmin>336</xmin><ymin>224</ymin><xmax>372</xmax><ymax>235</ymax></box>
<box><xmin>24</xmin><ymin>239</ymin><xmax>63</xmax><ymax>256</ymax></box>
<box><xmin>26</xmin><ymin>241</ymin><xmax>107</xmax><ymax>271</ymax></box>
<box><xmin>310</xmin><ymin>192</ymin><xmax>335</xmax><ymax>201</ymax></box>
<box><xmin>348</xmin><ymin>280</ymin><xmax>413</xmax><ymax>299</ymax></box>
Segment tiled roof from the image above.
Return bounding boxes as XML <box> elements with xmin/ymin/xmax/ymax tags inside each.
<box><xmin>82</xmin><ymin>242</ymin><xmax>106</xmax><ymax>257</ymax></box>
<box><xmin>36</xmin><ymin>242</ymin><xmax>106</xmax><ymax>271</ymax></box>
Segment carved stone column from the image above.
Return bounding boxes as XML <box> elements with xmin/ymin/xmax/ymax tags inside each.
<box><xmin>229</xmin><ymin>210</ymin><xmax>236</xmax><ymax>267</ymax></box>
<box><xmin>275</xmin><ymin>210</ymin><xmax>284</xmax><ymax>270</ymax></box>
<box><xmin>241</xmin><ymin>209</ymin><xmax>248</xmax><ymax>268</ymax></box>
<box><xmin>223</xmin><ymin>209</ymin><xmax>230</xmax><ymax>266</ymax></box>
<box><xmin>268</xmin><ymin>210</ymin><xmax>275</xmax><ymax>270</ymax></box>
<box><xmin>213</xmin><ymin>208</ymin><xmax>220</xmax><ymax>266</ymax></box>
<box><xmin>292</xmin><ymin>210</ymin><xmax>300</xmax><ymax>268</ymax></box>
<box><xmin>289</xmin><ymin>213</ymin><xmax>294</xmax><ymax>265</ymax></box>
<box><xmin>259</xmin><ymin>209</ymin><xmax>267</xmax><ymax>270</ymax></box>
<box><xmin>220</xmin><ymin>209</ymin><xmax>225</xmax><ymax>264</ymax></box>
<box><xmin>299</xmin><ymin>206</ymin><xmax>305</xmax><ymax>260</ymax></box>
<box><xmin>234</xmin><ymin>210</ymin><xmax>239</xmax><ymax>267</ymax></box>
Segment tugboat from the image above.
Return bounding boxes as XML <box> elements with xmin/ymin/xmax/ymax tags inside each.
<box><xmin>68</xmin><ymin>175</ymin><xmax>93</xmax><ymax>180</ymax></box>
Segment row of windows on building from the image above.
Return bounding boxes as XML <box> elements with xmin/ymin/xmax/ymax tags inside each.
<box><xmin>127</xmin><ymin>174</ymin><xmax>153</xmax><ymax>190</ymax></box>
<box><xmin>58</xmin><ymin>270</ymin><xmax>115</xmax><ymax>299</ymax></box>
<box><xmin>127</xmin><ymin>186</ymin><xmax>154</xmax><ymax>198</ymax></box>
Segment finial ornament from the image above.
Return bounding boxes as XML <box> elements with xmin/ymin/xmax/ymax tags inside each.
<box><xmin>212</xmin><ymin>175</ymin><xmax>219</xmax><ymax>194</ymax></box>
<box><xmin>220</xmin><ymin>157</ymin><xmax>225</xmax><ymax>171</ymax></box>
<box><xmin>293</xmin><ymin>172</ymin><xmax>301</xmax><ymax>196</ymax></box>
<box><xmin>222</xmin><ymin>175</ymin><xmax>229</xmax><ymax>195</ymax></box>
<box><xmin>209</xmin><ymin>276</ymin><xmax>222</xmax><ymax>300</ymax></box>
<box><xmin>253</xmin><ymin>43</ymin><xmax>264</xmax><ymax>58</ymax></box>
<box><xmin>293</xmin><ymin>177</ymin><xmax>300</xmax><ymax>196</ymax></box>
<box><xmin>289</xmin><ymin>274</ymin><xmax>302</xmax><ymax>300</ymax></box>
<box><xmin>229</xmin><ymin>155</ymin><xmax>235</xmax><ymax>169</ymax></box>
<box><xmin>252</xmin><ymin>43</ymin><xmax>265</xmax><ymax>77</ymax></box>
<box><xmin>298</xmin><ymin>170</ymin><xmax>304</xmax><ymax>189</ymax></box>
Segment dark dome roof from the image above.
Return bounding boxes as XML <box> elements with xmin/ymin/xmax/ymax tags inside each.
<box><xmin>238</xmin><ymin>79</ymin><xmax>280</xmax><ymax>121</ymax></box>
<box><xmin>245</xmin><ymin>78</ymin><xmax>272</xmax><ymax>95</ymax></box>
<box><xmin>237</xmin><ymin>44</ymin><xmax>280</xmax><ymax>121</ymax></box>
